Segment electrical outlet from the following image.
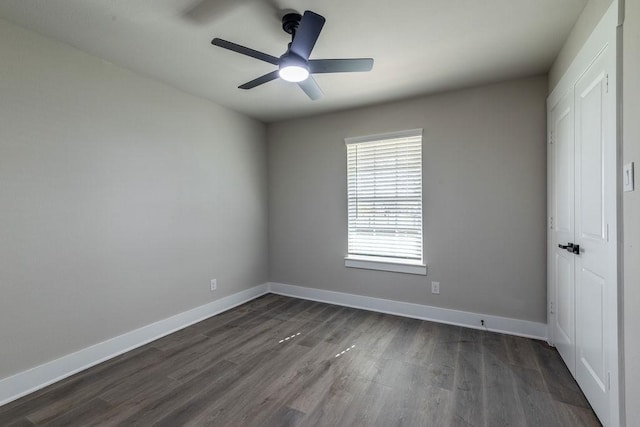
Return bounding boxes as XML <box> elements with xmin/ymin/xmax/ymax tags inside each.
<box><xmin>210</xmin><ymin>279</ymin><xmax>217</xmax><ymax>291</ymax></box>
<box><xmin>431</xmin><ymin>281</ymin><xmax>440</xmax><ymax>294</ymax></box>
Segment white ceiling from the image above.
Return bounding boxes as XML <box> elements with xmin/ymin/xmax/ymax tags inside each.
<box><xmin>0</xmin><ymin>0</ymin><xmax>586</xmax><ymax>122</ymax></box>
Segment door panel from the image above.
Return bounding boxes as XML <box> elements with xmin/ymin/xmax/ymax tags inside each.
<box><xmin>577</xmin><ymin>268</ymin><xmax>606</xmax><ymax>390</ymax></box>
<box><xmin>555</xmin><ymin>102</ymin><xmax>574</xmax><ymax>234</ymax></box>
<box><xmin>550</xmin><ymin>90</ymin><xmax>575</xmax><ymax>374</ymax></box>
<box><xmin>574</xmin><ymin>45</ymin><xmax>613</xmax><ymax>423</ymax></box>
<box><xmin>578</xmin><ymin>75</ymin><xmax>606</xmax><ymax>242</ymax></box>
<box><xmin>555</xmin><ymin>253</ymin><xmax>574</xmax><ymax>347</ymax></box>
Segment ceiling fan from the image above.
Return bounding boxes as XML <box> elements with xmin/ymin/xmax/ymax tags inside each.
<box><xmin>211</xmin><ymin>10</ymin><xmax>374</xmax><ymax>100</ymax></box>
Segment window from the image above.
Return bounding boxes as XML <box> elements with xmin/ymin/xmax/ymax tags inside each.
<box><xmin>345</xmin><ymin>129</ymin><xmax>426</xmax><ymax>275</ymax></box>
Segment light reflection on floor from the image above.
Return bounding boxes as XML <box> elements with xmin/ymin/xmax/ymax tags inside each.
<box><xmin>278</xmin><ymin>332</ymin><xmax>301</xmax><ymax>343</ymax></box>
<box><xmin>335</xmin><ymin>344</ymin><xmax>356</xmax><ymax>357</ymax></box>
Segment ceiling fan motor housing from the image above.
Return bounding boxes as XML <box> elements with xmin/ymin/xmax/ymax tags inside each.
<box><xmin>282</xmin><ymin>12</ymin><xmax>302</xmax><ymax>35</ymax></box>
<box><xmin>279</xmin><ymin>51</ymin><xmax>307</xmax><ymax>67</ymax></box>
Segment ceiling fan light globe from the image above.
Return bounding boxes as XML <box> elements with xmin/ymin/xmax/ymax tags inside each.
<box><xmin>279</xmin><ymin>65</ymin><xmax>309</xmax><ymax>82</ymax></box>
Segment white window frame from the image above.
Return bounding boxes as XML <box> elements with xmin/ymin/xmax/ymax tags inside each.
<box><xmin>344</xmin><ymin>129</ymin><xmax>426</xmax><ymax>275</ymax></box>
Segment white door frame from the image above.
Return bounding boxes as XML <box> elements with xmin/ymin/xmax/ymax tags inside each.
<box><xmin>547</xmin><ymin>2</ymin><xmax>620</xmax><ymax>426</ymax></box>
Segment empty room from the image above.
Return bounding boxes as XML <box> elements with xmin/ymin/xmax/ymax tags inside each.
<box><xmin>0</xmin><ymin>0</ymin><xmax>638</xmax><ymax>426</ymax></box>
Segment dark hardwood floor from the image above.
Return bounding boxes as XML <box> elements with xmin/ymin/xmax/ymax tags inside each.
<box><xmin>0</xmin><ymin>294</ymin><xmax>601</xmax><ymax>426</ymax></box>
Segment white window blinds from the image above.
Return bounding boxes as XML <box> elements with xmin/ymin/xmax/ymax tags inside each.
<box><xmin>346</xmin><ymin>129</ymin><xmax>423</xmax><ymax>263</ymax></box>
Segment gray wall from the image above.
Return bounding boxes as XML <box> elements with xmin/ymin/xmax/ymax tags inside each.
<box><xmin>268</xmin><ymin>76</ymin><xmax>548</xmax><ymax>323</ymax></box>
<box><xmin>623</xmin><ymin>0</ymin><xmax>640</xmax><ymax>423</ymax></box>
<box><xmin>549</xmin><ymin>0</ymin><xmax>614</xmax><ymax>90</ymax></box>
<box><xmin>0</xmin><ymin>18</ymin><xmax>268</xmax><ymax>379</ymax></box>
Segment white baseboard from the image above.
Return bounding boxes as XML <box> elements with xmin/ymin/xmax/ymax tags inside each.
<box><xmin>1</xmin><ymin>281</ymin><xmax>548</xmax><ymax>407</ymax></box>
<box><xmin>0</xmin><ymin>283</ymin><xmax>269</xmax><ymax>407</ymax></box>
<box><xmin>268</xmin><ymin>282</ymin><xmax>548</xmax><ymax>341</ymax></box>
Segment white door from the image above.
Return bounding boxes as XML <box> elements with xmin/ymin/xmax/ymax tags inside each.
<box><xmin>550</xmin><ymin>89</ymin><xmax>576</xmax><ymax>375</ymax></box>
<box><xmin>547</xmin><ymin>4</ymin><xmax>618</xmax><ymax>425</ymax></box>
<box><xmin>573</xmin><ymin>44</ymin><xmax>616</xmax><ymax>424</ymax></box>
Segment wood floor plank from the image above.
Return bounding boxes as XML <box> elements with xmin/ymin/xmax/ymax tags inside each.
<box><xmin>238</xmin><ymin>328</ymin><xmax>363</xmax><ymax>423</ymax></box>
<box><xmin>425</xmin><ymin>323</ymin><xmax>460</xmax><ymax>392</ymax></box>
<box><xmin>149</xmin><ymin>325</ymin><xmax>212</xmax><ymax>352</ymax></box>
<box><xmin>530</xmin><ymin>339</ymin><xmax>593</xmax><ymax>408</ymax></box>
<box><xmin>0</xmin><ymin>347</ymin><xmax>166</xmax><ymax>425</ymax></box>
<box><xmin>482</xmin><ymin>332</ymin><xmax>527</xmax><ymax>427</ymax></box>
<box><xmin>148</xmin><ymin>363</ymin><xmax>242</xmax><ymax>426</ymax></box>
<box><xmin>413</xmin><ymin>385</ymin><xmax>453</xmax><ymax>426</ymax></box>
<box><xmin>264</xmin><ymin>299</ymin><xmax>318</xmax><ymax>321</ymax></box>
<box><xmin>213</xmin><ymin>301</ymin><xmax>334</xmax><ymax>370</ymax></box>
<box><xmin>338</xmin><ymin>378</ymin><xmax>392</xmax><ymax>426</ymax></box>
<box><xmin>403</xmin><ymin>320</ymin><xmax>438</xmax><ymax>367</ymax></box>
<box><xmin>0</xmin><ymin>295</ymin><xmax>602</xmax><ymax>426</ymax></box>
<box><xmin>295</xmin><ymin>306</ymin><xmax>349</xmax><ymax>347</ymax></box>
<box><xmin>451</xmin><ymin>328</ymin><xmax>485</xmax><ymax>427</ymax></box>
<box><xmin>184</xmin><ymin>345</ymin><xmax>313</xmax><ymax>425</ymax></box>
<box><xmin>224</xmin><ymin>308</ymin><xmax>372</xmax><ymax>425</ymax></box>
<box><xmin>510</xmin><ymin>365</ymin><xmax>566</xmax><ymax>426</ymax></box>
<box><xmin>288</xmin><ymin>351</ymin><xmax>361</xmax><ymax>418</ymax></box>
<box><xmin>98</xmin><ymin>372</ymin><xmax>179</xmax><ymax>406</ymax></box>
<box><xmin>116</xmin><ymin>359</ymin><xmax>238</xmax><ymax>425</ymax></box>
<box><xmin>553</xmin><ymin>401</ymin><xmax>602</xmax><ymax>426</ymax></box>
<box><xmin>379</xmin><ymin>317</ymin><xmax>421</xmax><ymax>360</ymax></box>
<box><xmin>504</xmin><ymin>334</ymin><xmax>539</xmax><ymax>370</ymax></box>
<box><xmin>259</xmin><ymin>405</ymin><xmax>307</xmax><ymax>427</ymax></box>
<box><xmin>3</xmin><ymin>418</ymin><xmax>35</xmax><ymax>427</ymax></box>
<box><xmin>284</xmin><ymin>340</ymin><xmax>367</xmax><ymax>416</ymax></box>
<box><xmin>299</xmin><ymin>386</ymin><xmax>354</xmax><ymax>427</ymax></box>
<box><xmin>0</xmin><ymin>344</ymin><xmax>157</xmax><ymax>419</ymax></box>
<box><xmin>37</xmin><ymin>398</ymin><xmax>112</xmax><ymax>427</ymax></box>
<box><xmin>169</xmin><ymin>319</ymin><xmax>282</xmax><ymax>382</ymax></box>
<box><xmin>374</xmin><ymin>356</ymin><xmax>453</xmax><ymax>426</ymax></box>
<box><xmin>350</xmin><ymin>312</ymin><xmax>401</xmax><ymax>359</ymax></box>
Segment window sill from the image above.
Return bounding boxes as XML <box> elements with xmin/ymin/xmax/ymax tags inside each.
<box><xmin>344</xmin><ymin>256</ymin><xmax>427</xmax><ymax>275</ymax></box>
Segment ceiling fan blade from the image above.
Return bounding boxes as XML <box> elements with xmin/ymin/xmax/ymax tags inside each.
<box><xmin>290</xmin><ymin>11</ymin><xmax>325</xmax><ymax>60</ymax></box>
<box><xmin>212</xmin><ymin>38</ymin><xmax>280</xmax><ymax>65</ymax></box>
<box><xmin>298</xmin><ymin>76</ymin><xmax>323</xmax><ymax>100</ymax></box>
<box><xmin>309</xmin><ymin>58</ymin><xmax>374</xmax><ymax>74</ymax></box>
<box><xmin>239</xmin><ymin>70</ymin><xmax>280</xmax><ymax>89</ymax></box>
